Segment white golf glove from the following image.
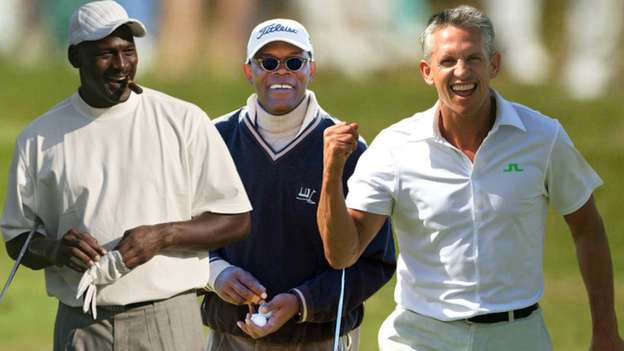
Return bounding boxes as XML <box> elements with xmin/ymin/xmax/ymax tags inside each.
<box><xmin>76</xmin><ymin>250</ymin><xmax>131</xmax><ymax>319</ymax></box>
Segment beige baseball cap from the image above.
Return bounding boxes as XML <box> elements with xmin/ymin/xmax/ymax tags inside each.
<box><xmin>246</xmin><ymin>19</ymin><xmax>313</xmax><ymax>63</ymax></box>
<box><xmin>69</xmin><ymin>1</ymin><xmax>146</xmax><ymax>46</ymax></box>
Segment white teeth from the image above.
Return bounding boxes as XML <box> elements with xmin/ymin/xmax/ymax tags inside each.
<box><xmin>270</xmin><ymin>84</ymin><xmax>293</xmax><ymax>90</ymax></box>
<box><xmin>452</xmin><ymin>84</ymin><xmax>475</xmax><ymax>91</ymax></box>
<box><xmin>109</xmin><ymin>76</ymin><xmax>128</xmax><ymax>82</ymax></box>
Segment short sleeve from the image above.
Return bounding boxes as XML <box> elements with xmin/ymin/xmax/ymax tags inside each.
<box><xmin>187</xmin><ymin>112</ymin><xmax>252</xmax><ymax>216</ymax></box>
<box><xmin>546</xmin><ymin>125</ymin><xmax>603</xmax><ymax>215</ymax></box>
<box><xmin>1</xmin><ymin>140</ymin><xmax>44</xmax><ymax>242</ymax></box>
<box><xmin>345</xmin><ymin>131</ymin><xmax>396</xmax><ymax>216</ymax></box>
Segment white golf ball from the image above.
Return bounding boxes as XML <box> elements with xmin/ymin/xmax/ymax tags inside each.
<box><xmin>251</xmin><ymin>313</ymin><xmax>267</xmax><ymax>327</ymax></box>
<box><xmin>259</xmin><ymin>310</ymin><xmax>273</xmax><ymax>319</ymax></box>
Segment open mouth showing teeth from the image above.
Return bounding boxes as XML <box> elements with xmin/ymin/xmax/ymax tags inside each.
<box><xmin>270</xmin><ymin>84</ymin><xmax>293</xmax><ymax>90</ymax></box>
<box><xmin>451</xmin><ymin>83</ymin><xmax>476</xmax><ymax>96</ymax></box>
<box><xmin>108</xmin><ymin>76</ymin><xmax>130</xmax><ymax>85</ymax></box>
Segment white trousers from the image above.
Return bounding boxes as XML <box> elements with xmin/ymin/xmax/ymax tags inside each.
<box><xmin>378</xmin><ymin>306</ymin><xmax>553</xmax><ymax>351</ymax></box>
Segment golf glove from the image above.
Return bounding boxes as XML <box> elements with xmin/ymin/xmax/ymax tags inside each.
<box><xmin>76</xmin><ymin>250</ymin><xmax>131</xmax><ymax>319</ymax></box>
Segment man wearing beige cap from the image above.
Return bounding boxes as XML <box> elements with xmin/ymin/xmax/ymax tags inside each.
<box><xmin>1</xmin><ymin>1</ymin><xmax>252</xmax><ymax>350</ymax></box>
<box><xmin>199</xmin><ymin>19</ymin><xmax>396</xmax><ymax>350</ymax></box>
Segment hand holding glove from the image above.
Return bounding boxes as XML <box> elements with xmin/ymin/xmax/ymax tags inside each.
<box><xmin>76</xmin><ymin>250</ymin><xmax>131</xmax><ymax>319</ymax></box>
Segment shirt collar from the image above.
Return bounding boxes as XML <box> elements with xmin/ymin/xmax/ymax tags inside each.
<box><xmin>242</xmin><ymin>90</ymin><xmax>321</xmax><ymax>137</ymax></box>
<box><xmin>407</xmin><ymin>104</ymin><xmax>439</xmax><ymax>142</ymax></box>
<box><xmin>72</xmin><ymin>88</ymin><xmax>140</xmax><ymax>121</ymax></box>
<box><xmin>490</xmin><ymin>87</ymin><xmax>526</xmax><ymax>133</ymax></box>
<box><xmin>408</xmin><ymin>87</ymin><xmax>526</xmax><ymax>142</ymax></box>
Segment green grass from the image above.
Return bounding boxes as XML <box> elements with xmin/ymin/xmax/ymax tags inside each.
<box><xmin>0</xmin><ymin>60</ymin><xmax>623</xmax><ymax>350</ymax></box>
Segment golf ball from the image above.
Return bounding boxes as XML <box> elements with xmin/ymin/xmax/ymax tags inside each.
<box><xmin>251</xmin><ymin>313</ymin><xmax>267</xmax><ymax>327</ymax></box>
<box><xmin>259</xmin><ymin>310</ymin><xmax>273</xmax><ymax>319</ymax></box>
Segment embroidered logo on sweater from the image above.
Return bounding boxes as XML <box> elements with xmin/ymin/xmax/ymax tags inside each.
<box><xmin>297</xmin><ymin>188</ymin><xmax>317</xmax><ymax>204</ymax></box>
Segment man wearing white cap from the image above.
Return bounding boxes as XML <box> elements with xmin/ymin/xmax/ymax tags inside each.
<box><xmin>199</xmin><ymin>19</ymin><xmax>396</xmax><ymax>350</ymax></box>
<box><xmin>1</xmin><ymin>1</ymin><xmax>252</xmax><ymax>350</ymax></box>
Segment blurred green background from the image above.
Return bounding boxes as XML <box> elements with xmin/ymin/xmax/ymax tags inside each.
<box><xmin>1</xmin><ymin>0</ymin><xmax>624</xmax><ymax>350</ymax></box>
<box><xmin>1</xmin><ymin>61</ymin><xmax>623</xmax><ymax>351</ymax></box>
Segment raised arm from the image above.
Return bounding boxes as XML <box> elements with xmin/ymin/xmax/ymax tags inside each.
<box><xmin>564</xmin><ymin>194</ymin><xmax>624</xmax><ymax>350</ymax></box>
<box><xmin>318</xmin><ymin>122</ymin><xmax>387</xmax><ymax>269</ymax></box>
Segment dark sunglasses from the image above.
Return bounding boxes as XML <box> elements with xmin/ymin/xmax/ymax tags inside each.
<box><xmin>250</xmin><ymin>57</ymin><xmax>310</xmax><ymax>72</ymax></box>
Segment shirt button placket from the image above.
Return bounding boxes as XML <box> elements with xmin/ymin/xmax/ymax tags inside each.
<box><xmin>471</xmin><ymin>171</ymin><xmax>483</xmax><ymax>222</ymax></box>
<box><xmin>471</xmin><ymin>165</ymin><xmax>482</xmax><ymax>307</ymax></box>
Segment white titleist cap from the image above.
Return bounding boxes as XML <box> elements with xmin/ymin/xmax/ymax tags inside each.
<box><xmin>69</xmin><ymin>1</ymin><xmax>147</xmax><ymax>46</ymax></box>
<box><xmin>246</xmin><ymin>19</ymin><xmax>313</xmax><ymax>63</ymax></box>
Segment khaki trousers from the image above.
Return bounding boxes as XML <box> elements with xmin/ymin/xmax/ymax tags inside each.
<box><xmin>54</xmin><ymin>291</ymin><xmax>205</xmax><ymax>351</ymax></box>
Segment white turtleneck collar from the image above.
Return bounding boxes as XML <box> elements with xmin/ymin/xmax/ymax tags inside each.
<box><xmin>246</xmin><ymin>91</ymin><xmax>319</xmax><ymax>152</ymax></box>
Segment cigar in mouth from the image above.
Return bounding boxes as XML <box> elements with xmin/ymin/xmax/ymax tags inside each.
<box><xmin>127</xmin><ymin>80</ymin><xmax>143</xmax><ymax>94</ymax></box>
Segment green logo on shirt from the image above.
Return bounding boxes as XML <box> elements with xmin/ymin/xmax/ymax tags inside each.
<box><xmin>504</xmin><ymin>164</ymin><xmax>524</xmax><ymax>172</ymax></box>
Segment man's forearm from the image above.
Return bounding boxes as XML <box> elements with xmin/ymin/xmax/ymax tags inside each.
<box><xmin>6</xmin><ymin>234</ymin><xmax>55</xmax><ymax>270</ymax></box>
<box><xmin>573</xmin><ymin>228</ymin><xmax>620</xmax><ymax>334</ymax></box>
<box><xmin>296</xmin><ymin>218</ymin><xmax>396</xmax><ymax>323</ymax></box>
<box><xmin>317</xmin><ymin>173</ymin><xmax>361</xmax><ymax>269</ymax></box>
<box><xmin>566</xmin><ymin>196</ymin><xmax>621</xmax><ymax>337</ymax></box>
<box><xmin>159</xmin><ymin>212</ymin><xmax>251</xmax><ymax>251</ymax></box>
<box><xmin>115</xmin><ymin>211</ymin><xmax>250</xmax><ymax>269</ymax></box>
<box><xmin>319</xmin><ymin>122</ymin><xmax>386</xmax><ymax>269</ymax></box>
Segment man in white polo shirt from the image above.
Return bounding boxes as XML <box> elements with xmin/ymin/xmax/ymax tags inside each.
<box><xmin>318</xmin><ymin>5</ymin><xmax>624</xmax><ymax>351</ymax></box>
<box><xmin>1</xmin><ymin>1</ymin><xmax>251</xmax><ymax>350</ymax></box>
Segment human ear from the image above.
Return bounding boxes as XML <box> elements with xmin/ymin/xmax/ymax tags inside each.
<box><xmin>244</xmin><ymin>64</ymin><xmax>253</xmax><ymax>84</ymax></box>
<box><xmin>309</xmin><ymin>61</ymin><xmax>316</xmax><ymax>82</ymax></box>
<box><xmin>489</xmin><ymin>52</ymin><xmax>501</xmax><ymax>79</ymax></box>
<box><xmin>419</xmin><ymin>60</ymin><xmax>435</xmax><ymax>86</ymax></box>
<box><xmin>68</xmin><ymin>45</ymin><xmax>81</xmax><ymax>69</ymax></box>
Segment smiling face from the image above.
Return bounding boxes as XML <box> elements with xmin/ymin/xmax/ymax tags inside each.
<box><xmin>419</xmin><ymin>26</ymin><xmax>500</xmax><ymax>120</ymax></box>
<box><xmin>244</xmin><ymin>41</ymin><xmax>315</xmax><ymax>115</ymax></box>
<box><xmin>68</xmin><ymin>25</ymin><xmax>138</xmax><ymax>108</ymax></box>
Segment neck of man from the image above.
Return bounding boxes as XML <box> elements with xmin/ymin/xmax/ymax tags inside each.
<box><xmin>256</xmin><ymin>93</ymin><xmax>310</xmax><ymax>151</ymax></box>
<box><xmin>438</xmin><ymin>95</ymin><xmax>496</xmax><ymax>163</ymax></box>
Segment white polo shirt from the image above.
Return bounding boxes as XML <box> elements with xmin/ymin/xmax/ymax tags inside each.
<box><xmin>346</xmin><ymin>88</ymin><xmax>602</xmax><ymax>321</ymax></box>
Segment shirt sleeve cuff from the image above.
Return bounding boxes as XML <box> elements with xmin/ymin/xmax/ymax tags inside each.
<box><xmin>288</xmin><ymin>286</ymin><xmax>311</xmax><ymax>323</ymax></box>
<box><xmin>206</xmin><ymin>259</ymin><xmax>234</xmax><ymax>291</ymax></box>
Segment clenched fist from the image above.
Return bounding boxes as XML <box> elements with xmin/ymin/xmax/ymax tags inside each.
<box><xmin>323</xmin><ymin>122</ymin><xmax>359</xmax><ymax>178</ymax></box>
